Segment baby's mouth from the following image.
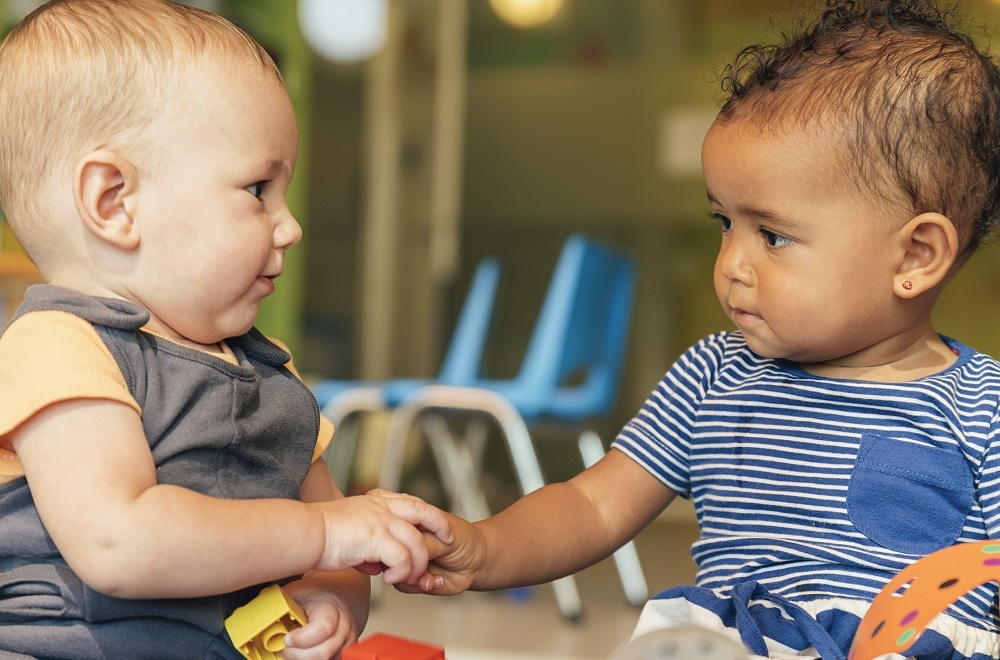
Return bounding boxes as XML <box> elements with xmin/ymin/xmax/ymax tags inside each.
<box><xmin>732</xmin><ymin>307</ymin><xmax>763</xmax><ymax>324</ymax></box>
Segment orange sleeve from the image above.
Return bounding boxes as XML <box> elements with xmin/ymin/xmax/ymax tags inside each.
<box><xmin>0</xmin><ymin>310</ymin><xmax>140</xmax><ymax>481</ymax></box>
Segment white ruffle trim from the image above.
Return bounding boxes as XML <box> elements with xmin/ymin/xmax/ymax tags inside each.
<box><xmin>631</xmin><ymin>595</ymin><xmax>999</xmax><ymax>659</ymax></box>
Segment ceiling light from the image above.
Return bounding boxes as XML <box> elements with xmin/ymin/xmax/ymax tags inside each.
<box><xmin>488</xmin><ymin>0</ymin><xmax>565</xmax><ymax>29</ymax></box>
<box><xmin>298</xmin><ymin>0</ymin><xmax>388</xmax><ymax>63</ymax></box>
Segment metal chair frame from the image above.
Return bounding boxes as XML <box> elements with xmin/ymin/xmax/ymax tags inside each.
<box><xmin>379</xmin><ymin>234</ymin><xmax>648</xmax><ymax>620</ymax></box>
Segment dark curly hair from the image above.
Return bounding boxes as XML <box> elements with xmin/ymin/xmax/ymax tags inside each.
<box><xmin>718</xmin><ymin>0</ymin><xmax>1000</xmax><ymax>257</ymax></box>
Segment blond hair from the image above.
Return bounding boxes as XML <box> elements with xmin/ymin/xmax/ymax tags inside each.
<box><xmin>0</xmin><ymin>0</ymin><xmax>282</xmax><ymax>261</ymax></box>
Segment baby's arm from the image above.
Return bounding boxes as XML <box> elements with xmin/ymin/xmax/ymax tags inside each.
<box><xmin>277</xmin><ymin>461</ymin><xmax>371</xmax><ymax>659</ymax></box>
<box><xmin>11</xmin><ymin>398</ymin><xmax>451</xmax><ymax>599</ymax></box>
<box><xmin>414</xmin><ymin>449</ymin><xmax>675</xmax><ymax>595</ymax></box>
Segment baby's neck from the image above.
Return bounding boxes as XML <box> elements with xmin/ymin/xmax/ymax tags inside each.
<box><xmin>141</xmin><ymin>327</ymin><xmax>229</xmax><ymax>357</ymax></box>
<box><xmin>798</xmin><ymin>332</ymin><xmax>959</xmax><ymax>383</ymax></box>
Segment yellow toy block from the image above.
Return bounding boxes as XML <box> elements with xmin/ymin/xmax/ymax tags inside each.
<box><xmin>225</xmin><ymin>584</ymin><xmax>308</xmax><ymax>660</ymax></box>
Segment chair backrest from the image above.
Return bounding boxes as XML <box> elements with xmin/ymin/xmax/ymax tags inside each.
<box><xmin>436</xmin><ymin>257</ymin><xmax>502</xmax><ymax>384</ymax></box>
<box><xmin>310</xmin><ymin>256</ymin><xmax>501</xmax><ymax>410</ymax></box>
<box><xmin>514</xmin><ymin>234</ymin><xmax>637</xmax><ymax>422</ymax></box>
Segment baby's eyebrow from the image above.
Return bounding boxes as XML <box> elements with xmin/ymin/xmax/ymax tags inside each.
<box><xmin>707</xmin><ymin>190</ymin><xmax>804</xmax><ymax>231</ymax></box>
<box><xmin>253</xmin><ymin>158</ymin><xmax>293</xmax><ymax>178</ymax></box>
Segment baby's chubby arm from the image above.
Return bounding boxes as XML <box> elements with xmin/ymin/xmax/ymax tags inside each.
<box><xmin>276</xmin><ymin>461</ymin><xmax>373</xmax><ymax>659</ymax></box>
<box><xmin>10</xmin><ymin>398</ymin><xmax>452</xmax><ymax>599</ymax></box>
<box><xmin>404</xmin><ymin>450</ymin><xmax>675</xmax><ymax>595</ymax></box>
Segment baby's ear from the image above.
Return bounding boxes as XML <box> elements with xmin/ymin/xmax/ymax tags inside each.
<box><xmin>73</xmin><ymin>151</ymin><xmax>140</xmax><ymax>250</ymax></box>
<box><xmin>894</xmin><ymin>212</ymin><xmax>959</xmax><ymax>298</ymax></box>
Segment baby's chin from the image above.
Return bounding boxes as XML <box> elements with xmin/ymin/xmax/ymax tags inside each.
<box><xmin>741</xmin><ymin>336</ymin><xmax>807</xmax><ymax>363</ymax></box>
<box><xmin>177</xmin><ymin>319</ymin><xmax>256</xmax><ymax>347</ymax></box>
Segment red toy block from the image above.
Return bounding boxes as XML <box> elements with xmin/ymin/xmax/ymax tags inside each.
<box><xmin>343</xmin><ymin>633</ymin><xmax>401</xmax><ymax>659</ymax></box>
<box><xmin>343</xmin><ymin>632</ymin><xmax>445</xmax><ymax>660</ymax></box>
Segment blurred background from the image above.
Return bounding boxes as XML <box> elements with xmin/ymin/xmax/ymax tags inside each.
<box><xmin>4</xmin><ymin>0</ymin><xmax>1000</xmax><ymax>657</ymax></box>
<box><xmin>4</xmin><ymin>0</ymin><xmax>1000</xmax><ymax>453</ymax></box>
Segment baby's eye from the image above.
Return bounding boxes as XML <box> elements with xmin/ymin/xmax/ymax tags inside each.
<box><xmin>760</xmin><ymin>227</ymin><xmax>792</xmax><ymax>247</ymax></box>
<box><xmin>708</xmin><ymin>211</ymin><xmax>732</xmax><ymax>231</ymax></box>
<box><xmin>246</xmin><ymin>181</ymin><xmax>267</xmax><ymax>200</ymax></box>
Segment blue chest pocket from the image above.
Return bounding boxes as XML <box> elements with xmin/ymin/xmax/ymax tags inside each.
<box><xmin>846</xmin><ymin>434</ymin><xmax>973</xmax><ymax>555</ymax></box>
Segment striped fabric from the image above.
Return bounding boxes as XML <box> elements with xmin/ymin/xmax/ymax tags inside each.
<box><xmin>612</xmin><ymin>331</ymin><xmax>1000</xmax><ymax>654</ymax></box>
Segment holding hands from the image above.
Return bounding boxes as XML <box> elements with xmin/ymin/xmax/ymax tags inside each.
<box><xmin>394</xmin><ymin>508</ymin><xmax>485</xmax><ymax>596</ymax></box>
<box><xmin>279</xmin><ymin>490</ymin><xmax>454</xmax><ymax>659</ymax></box>
<box><xmin>318</xmin><ymin>489</ymin><xmax>453</xmax><ymax>587</ymax></box>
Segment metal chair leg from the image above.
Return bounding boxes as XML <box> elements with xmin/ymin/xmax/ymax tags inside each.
<box><xmin>381</xmin><ymin>386</ymin><xmax>584</xmax><ymax>620</ymax></box>
<box><xmin>487</xmin><ymin>397</ymin><xmax>583</xmax><ymax>621</ymax></box>
<box><xmin>421</xmin><ymin>414</ymin><xmax>491</xmax><ymax>521</ymax></box>
<box><xmin>379</xmin><ymin>398</ymin><xmax>423</xmax><ymax>493</ymax></box>
<box><xmin>320</xmin><ymin>387</ymin><xmax>387</xmax><ymax>490</ymax></box>
<box><xmin>578</xmin><ymin>430</ymin><xmax>648</xmax><ymax>606</ymax></box>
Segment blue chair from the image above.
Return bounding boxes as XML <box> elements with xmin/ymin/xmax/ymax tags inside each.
<box><xmin>311</xmin><ymin>257</ymin><xmax>502</xmax><ymax>489</ymax></box>
<box><xmin>378</xmin><ymin>233</ymin><xmax>646</xmax><ymax>620</ymax></box>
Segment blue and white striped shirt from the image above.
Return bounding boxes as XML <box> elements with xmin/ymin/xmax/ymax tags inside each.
<box><xmin>613</xmin><ymin>331</ymin><xmax>1000</xmax><ymax>634</ymax></box>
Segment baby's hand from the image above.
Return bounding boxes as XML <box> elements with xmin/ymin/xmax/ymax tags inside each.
<box><xmin>314</xmin><ymin>490</ymin><xmax>452</xmax><ymax>585</ymax></box>
<box><xmin>396</xmin><ymin>511</ymin><xmax>484</xmax><ymax>596</ymax></box>
<box><xmin>278</xmin><ymin>580</ymin><xmax>358</xmax><ymax>660</ymax></box>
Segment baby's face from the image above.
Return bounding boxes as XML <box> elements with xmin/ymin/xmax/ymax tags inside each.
<box><xmin>702</xmin><ymin>117</ymin><xmax>910</xmax><ymax>367</ymax></box>
<box><xmin>123</xmin><ymin>59</ymin><xmax>301</xmax><ymax>347</ymax></box>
